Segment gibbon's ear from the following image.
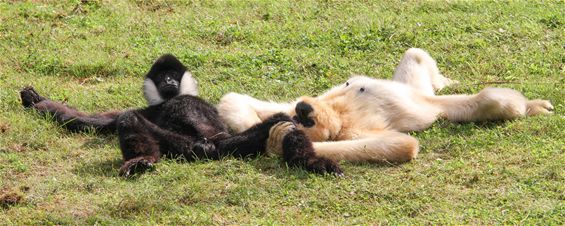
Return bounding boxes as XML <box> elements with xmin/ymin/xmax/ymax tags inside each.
<box><xmin>143</xmin><ymin>78</ymin><xmax>165</xmax><ymax>106</ymax></box>
<box><xmin>179</xmin><ymin>71</ymin><xmax>199</xmax><ymax>96</ymax></box>
<box><xmin>294</xmin><ymin>101</ymin><xmax>315</xmax><ymax>127</ymax></box>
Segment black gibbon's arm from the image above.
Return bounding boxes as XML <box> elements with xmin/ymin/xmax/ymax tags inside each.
<box><xmin>20</xmin><ymin>87</ymin><xmax>121</xmax><ymax>133</ymax></box>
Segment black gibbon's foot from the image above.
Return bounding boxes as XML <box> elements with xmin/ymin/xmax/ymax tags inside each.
<box><xmin>282</xmin><ymin>128</ymin><xmax>344</xmax><ymax>176</ymax></box>
<box><xmin>119</xmin><ymin>158</ymin><xmax>156</xmax><ymax>178</ymax></box>
<box><xmin>20</xmin><ymin>87</ymin><xmax>46</xmax><ymax>108</ymax></box>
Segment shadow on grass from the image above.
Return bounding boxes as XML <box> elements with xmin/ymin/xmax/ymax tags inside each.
<box><xmin>247</xmin><ymin>156</ymin><xmax>396</xmax><ymax>180</ymax></box>
<box><xmin>73</xmin><ymin>158</ymin><xmax>122</xmax><ymax>178</ymax></box>
<box><xmin>80</xmin><ymin>135</ymin><xmax>118</xmax><ymax>150</ymax></box>
<box><xmin>411</xmin><ymin>119</ymin><xmax>511</xmax><ymax>139</ymax></box>
<box><xmin>71</xmin><ymin>145</ymin><xmax>404</xmax><ymax>180</ymax></box>
<box><xmin>456</xmin><ymin>120</ymin><xmax>510</xmax><ymax>130</ymax></box>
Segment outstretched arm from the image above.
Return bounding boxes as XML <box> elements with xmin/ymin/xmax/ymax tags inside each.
<box><xmin>217</xmin><ymin>92</ymin><xmax>293</xmax><ymax>133</ymax></box>
<box><xmin>20</xmin><ymin>87</ymin><xmax>121</xmax><ymax>133</ymax></box>
<box><xmin>312</xmin><ymin>130</ymin><xmax>420</xmax><ymax>164</ymax></box>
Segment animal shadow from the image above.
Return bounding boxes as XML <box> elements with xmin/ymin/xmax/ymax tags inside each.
<box><xmin>73</xmin><ymin>157</ymin><xmax>123</xmax><ymax>178</ymax></box>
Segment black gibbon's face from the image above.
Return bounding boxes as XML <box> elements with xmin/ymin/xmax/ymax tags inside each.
<box><xmin>143</xmin><ymin>54</ymin><xmax>199</xmax><ymax>106</ymax></box>
<box><xmin>154</xmin><ymin>70</ymin><xmax>182</xmax><ymax>99</ymax></box>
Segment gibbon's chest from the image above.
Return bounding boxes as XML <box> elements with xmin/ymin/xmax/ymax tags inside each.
<box><xmin>329</xmin><ymin>79</ymin><xmax>424</xmax><ymax>134</ymax></box>
<box><xmin>336</xmin><ymin>107</ymin><xmax>389</xmax><ymax>139</ymax></box>
<box><xmin>324</xmin><ymin>97</ymin><xmax>389</xmax><ymax>139</ymax></box>
<box><xmin>152</xmin><ymin>95</ymin><xmax>228</xmax><ymax>138</ymax></box>
<box><xmin>336</xmin><ymin>79</ymin><xmax>440</xmax><ymax>132</ymax></box>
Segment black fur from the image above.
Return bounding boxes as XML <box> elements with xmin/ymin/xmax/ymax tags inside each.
<box><xmin>282</xmin><ymin>129</ymin><xmax>343</xmax><ymax>175</ymax></box>
<box><xmin>21</xmin><ymin>54</ymin><xmax>342</xmax><ymax>177</ymax></box>
<box><xmin>294</xmin><ymin>101</ymin><xmax>315</xmax><ymax>128</ymax></box>
<box><xmin>20</xmin><ymin>87</ymin><xmax>120</xmax><ymax>133</ymax></box>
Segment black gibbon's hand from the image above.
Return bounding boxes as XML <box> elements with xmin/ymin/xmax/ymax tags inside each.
<box><xmin>20</xmin><ymin>87</ymin><xmax>46</xmax><ymax>108</ymax></box>
<box><xmin>193</xmin><ymin>138</ymin><xmax>217</xmax><ymax>157</ymax></box>
<box><xmin>278</xmin><ymin>121</ymin><xmax>344</xmax><ymax>176</ymax></box>
<box><xmin>262</xmin><ymin>112</ymin><xmax>295</xmax><ymax>127</ymax></box>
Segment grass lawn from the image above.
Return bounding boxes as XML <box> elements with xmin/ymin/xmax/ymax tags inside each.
<box><xmin>1</xmin><ymin>0</ymin><xmax>563</xmax><ymax>224</ymax></box>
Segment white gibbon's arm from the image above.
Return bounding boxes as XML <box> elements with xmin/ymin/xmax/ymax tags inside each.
<box><xmin>312</xmin><ymin>130</ymin><xmax>419</xmax><ymax>163</ymax></box>
<box><xmin>217</xmin><ymin>92</ymin><xmax>293</xmax><ymax>133</ymax></box>
<box><xmin>266</xmin><ymin>123</ymin><xmax>419</xmax><ymax>163</ymax></box>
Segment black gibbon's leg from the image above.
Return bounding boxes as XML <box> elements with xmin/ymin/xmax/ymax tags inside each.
<box><xmin>213</xmin><ymin>113</ymin><xmax>295</xmax><ymax>158</ymax></box>
<box><xmin>20</xmin><ymin>87</ymin><xmax>120</xmax><ymax>133</ymax></box>
<box><xmin>118</xmin><ymin>111</ymin><xmax>218</xmax><ymax>161</ymax></box>
<box><xmin>116</xmin><ymin>111</ymin><xmax>162</xmax><ymax>177</ymax></box>
<box><xmin>215</xmin><ymin>113</ymin><xmax>343</xmax><ymax>175</ymax></box>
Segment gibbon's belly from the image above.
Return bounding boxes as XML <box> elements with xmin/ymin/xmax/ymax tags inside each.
<box><xmin>338</xmin><ymin>79</ymin><xmax>441</xmax><ymax>132</ymax></box>
<box><xmin>156</xmin><ymin>95</ymin><xmax>229</xmax><ymax>138</ymax></box>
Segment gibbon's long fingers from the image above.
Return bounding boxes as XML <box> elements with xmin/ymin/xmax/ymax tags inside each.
<box><xmin>20</xmin><ymin>86</ymin><xmax>46</xmax><ymax>108</ymax></box>
<box><xmin>119</xmin><ymin>156</ymin><xmax>159</xmax><ymax>178</ymax></box>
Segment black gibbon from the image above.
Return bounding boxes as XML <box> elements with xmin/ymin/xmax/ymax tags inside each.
<box><xmin>20</xmin><ymin>54</ymin><xmax>343</xmax><ymax>177</ymax></box>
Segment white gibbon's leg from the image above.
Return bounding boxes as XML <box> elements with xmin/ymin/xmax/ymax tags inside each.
<box><xmin>312</xmin><ymin>131</ymin><xmax>419</xmax><ymax>163</ymax></box>
<box><xmin>393</xmin><ymin>48</ymin><xmax>458</xmax><ymax>95</ymax></box>
<box><xmin>425</xmin><ymin>88</ymin><xmax>553</xmax><ymax>122</ymax></box>
<box><xmin>217</xmin><ymin>92</ymin><xmax>293</xmax><ymax>133</ymax></box>
<box><xmin>526</xmin><ymin>99</ymin><xmax>554</xmax><ymax>116</ymax></box>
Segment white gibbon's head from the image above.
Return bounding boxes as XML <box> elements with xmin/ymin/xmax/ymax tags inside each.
<box><xmin>290</xmin><ymin>76</ymin><xmax>372</xmax><ymax>141</ymax></box>
<box><xmin>290</xmin><ymin>96</ymin><xmax>342</xmax><ymax>142</ymax></box>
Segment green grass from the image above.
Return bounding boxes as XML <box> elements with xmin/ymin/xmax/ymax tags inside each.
<box><xmin>1</xmin><ymin>0</ymin><xmax>564</xmax><ymax>224</ymax></box>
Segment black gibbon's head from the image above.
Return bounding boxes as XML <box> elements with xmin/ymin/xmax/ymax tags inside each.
<box><xmin>143</xmin><ymin>54</ymin><xmax>199</xmax><ymax>105</ymax></box>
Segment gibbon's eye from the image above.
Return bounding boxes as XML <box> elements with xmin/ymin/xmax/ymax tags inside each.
<box><xmin>345</xmin><ymin>82</ymin><xmax>349</xmax><ymax>87</ymax></box>
<box><xmin>359</xmin><ymin>87</ymin><xmax>365</xmax><ymax>92</ymax></box>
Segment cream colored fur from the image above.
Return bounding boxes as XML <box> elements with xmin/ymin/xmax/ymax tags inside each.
<box><xmin>179</xmin><ymin>71</ymin><xmax>199</xmax><ymax>97</ymax></box>
<box><xmin>217</xmin><ymin>48</ymin><xmax>554</xmax><ymax>163</ymax></box>
<box><xmin>143</xmin><ymin>78</ymin><xmax>165</xmax><ymax>106</ymax></box>
<box><xmin>266</xmin><ymin>121</ymin><xmax>295</xmax><ymax>156</ymax></box>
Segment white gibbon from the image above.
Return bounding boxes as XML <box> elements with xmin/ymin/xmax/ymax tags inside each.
<box><xmin>217</xmin><ymin>48</ymin><xmax>554</xmax><ymax>163</ymax></box>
